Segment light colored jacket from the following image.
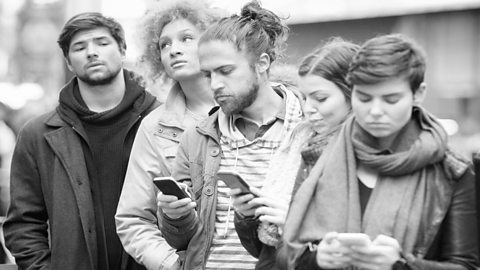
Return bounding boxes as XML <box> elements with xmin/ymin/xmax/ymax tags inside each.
<box><xmin>116</xmin><ymin>84</ymin><xmax>190</xmax><ymax>270</ymax></box>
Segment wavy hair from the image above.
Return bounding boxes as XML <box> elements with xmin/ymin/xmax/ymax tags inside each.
<box><xmin>135</xmin><ymin>0</ymin><xmax>224</xmax><ymax>89</ymax></box>
<box><xmin>347</xmin><ymin>33</ymin><xmax>426</xmax><ymax>93</ymax></box>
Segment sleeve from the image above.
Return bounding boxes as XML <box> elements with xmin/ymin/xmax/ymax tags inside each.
<box><xmin>161</xmin><ymin>128</ymin><xmax>199</xmax><ymax>250</ymax></box>
<box><xmin>115</xmin><ymin>119</ymin><xmax>178</xmax><ymax>270</ymax></box>
<box><xmin>3</xmin><ymin>124</ymin><xmax>51</xmax><ymax>269</ymax></box>
<box><xmin>294</xmin><ymin>248</ymin><xmax>322</xmax><ymax>270</ymax></box>
<box><xmin>404</xmin><ymin>168</ymin><xmax>479</xmax><ymax>270</ymax></box>
<box><xmin>234</xmin><ymin>212</ymin><xmax>263</xmax><ymax>257</ymax></box>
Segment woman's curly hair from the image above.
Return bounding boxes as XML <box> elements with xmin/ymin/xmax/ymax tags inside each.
<box><xmin>135</xmin><ymin>0</ymin><xmax>225</xmax><ymax>90</ymax></box>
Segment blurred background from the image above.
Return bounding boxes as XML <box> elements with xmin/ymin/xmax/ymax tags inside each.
<box><xmin>1</xmin><ymin>0</ymin><xmax>480</xmax><ymax>264</ymax></box>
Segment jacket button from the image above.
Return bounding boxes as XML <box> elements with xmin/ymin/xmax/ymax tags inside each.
<box><xmin>210</xmin><ymin>148</ymin><xmax>220</xmax><ymax>157</ymax></box>
<box><xmin>204</xmin><ymin>186</ymin><xmax>214</xmax><ymax>196</ymax></box>
<box><xmin>158</xmin><ymin>128</ymin><xmax>163</xmax><ymax>133</ymax></box>
<box><xmin>172</xmin><ymin>132</ymin><xmax>177</xmax><ymax>137</ymax></box>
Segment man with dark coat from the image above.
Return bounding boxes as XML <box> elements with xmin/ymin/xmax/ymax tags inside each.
<box><xmin>3</xmin><ymin>12</ymin><xmax>158</xmax><ymax>270</ymax></box>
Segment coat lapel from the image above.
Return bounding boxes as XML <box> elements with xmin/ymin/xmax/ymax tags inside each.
<box><xmin>44</xmin><ymin>126</ymin><xmax>97</xmax><ymax>270</ymax></box>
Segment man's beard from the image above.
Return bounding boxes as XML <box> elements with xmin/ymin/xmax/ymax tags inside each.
<box><xmin>78</xmin><ymin>68</ymin><xmax>121</xmax><ymax>86</ymax></box>
<box><xmin>221</xmin><ymin>79</ymin><xmax>259</xmax><ymax>116</ymax></box>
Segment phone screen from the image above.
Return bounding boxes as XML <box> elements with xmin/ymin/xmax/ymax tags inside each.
<box><xmin>217</xmin><ymin>171</ymin><xmax>254</xmax><ymax>196</ymax></box>
<box><xmin>153</xmin><ymin>177</ymin><xmax>191</xmax><ymax>199</ymax></box>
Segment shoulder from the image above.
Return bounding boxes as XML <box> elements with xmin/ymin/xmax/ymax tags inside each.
<box><xmin>20</xmin><ymin>110</ymin><xmax>59</xmax><ymax>134</ymax></box>
<box><xmin>442</xmin><ymin>148</ymin><xmax>473</xmax><ymax>182</ymax></box>
<box><xmin>139</xmin><ymin>103</ymin><xmax>168</xmax><ymax>131</ymax></box>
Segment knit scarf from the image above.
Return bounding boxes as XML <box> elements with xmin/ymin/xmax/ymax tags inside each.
<box><xmin>283</xmin><ymin>106</ymin><xmax>449</xmax><ymax>268</ymax></box>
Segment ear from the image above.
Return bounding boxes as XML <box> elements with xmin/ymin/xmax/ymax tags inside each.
<box><xmin>413</xmin><ymin>82</ymin><xmax>427</xmax><ymax>105</ymax></box>
<box><xmin>255</xmin><ymin>53</ymin><xmax>271</xmax><ymax>74</ymax></box>
<box><xmin>65</xmin><ymin>57</ymin><xmax>74</xmax><ymax>73</ymax></box>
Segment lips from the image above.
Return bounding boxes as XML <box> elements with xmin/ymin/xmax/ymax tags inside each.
<box><xmin>214</xmin><ymin>94</ymin><xmax>230</xmax><ymax>103</ymax></box>
<box><xmin>86</xmin><ymin>61</ymin><xmax>104</xmax><ymax>69</ymax></box>
<box><xmin>170</xmin><ymin>60</ymin><xmax>187</xmax><ymax>68</ymax></box>
<box><xmin>366</xmin><ymin>122</ymin><xmax>389</xmax><ymax>129</ymax></box>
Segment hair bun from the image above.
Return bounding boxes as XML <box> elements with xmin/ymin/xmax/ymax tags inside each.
<box><xmin>240</xmin><ymin>1</ymin><xmax>262</xmax><ymax>21</ymax></box>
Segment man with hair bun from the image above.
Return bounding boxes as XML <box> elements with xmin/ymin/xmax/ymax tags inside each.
<box><xmin>156</xmin><ymin>1</ymin><xmax>303</xmax><ymax>269</ymax></box>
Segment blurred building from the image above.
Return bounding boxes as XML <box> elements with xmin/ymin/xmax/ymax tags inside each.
<box><xmin>0</xmin><ymin>0</ymin><xmax>479</xmax><ymax>147</ymax></box>
<box><xmin>283</xmin><ymin>2</ymin><xmax>480</xmax><ymax>138</ymax></box>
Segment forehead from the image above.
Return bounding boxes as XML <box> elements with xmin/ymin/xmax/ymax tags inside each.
<box><xmin>299</xmin><ymin>74</ymin><xmax>342</xmax><ymax>95</ymax></box>
<box><xmin>160</xmin><ymin>19</ymin><xmax>199</xmax><ymax>39</ymax></box>
<box><xmin>353</xmin><ymin>77</ymin><xmax>411</xmax><ymax>95</ymax></box>
<box><xmin>198</xmin><ymin>40</ymin><xmax>247</xmax><ymax>69</ymax></box>
<box><xmin>70</xmin><ymin>27</ymin><xmax>115</xmax><ymax>46</ymax></box>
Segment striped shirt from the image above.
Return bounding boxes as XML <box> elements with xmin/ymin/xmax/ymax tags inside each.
<box><xmin>205</xmin><ymin>85</ymin><xmax>302</xmax><ymax>269</ymax></box>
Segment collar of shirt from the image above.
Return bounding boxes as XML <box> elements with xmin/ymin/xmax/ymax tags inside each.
<box><xmin>232</xmin><ymin>87</ymin><xmax>286</xmax><ymax>141</ymax></box>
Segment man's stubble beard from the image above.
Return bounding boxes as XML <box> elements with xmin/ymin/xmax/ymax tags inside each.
<box><xmin>222</xmin><ymin>77</ymin><xmax>260</xmax><ymax>116</ymax></box>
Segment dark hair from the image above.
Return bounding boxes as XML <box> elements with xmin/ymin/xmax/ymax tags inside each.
<box><xmin>136</xmin><ymin>0</ymin><xmax>224</xmax><ymax>86</ymax></box>
<box><xmin>298</xmin><ymin>37</ymin><xmax>359</xmax><ymax>104</ymax></box>
<box><xmin>199</xmin><ymin>0</ymin><xmax>289</xmax><ymax>68</ymax></box>
<box><xmin>57</xmin><ymin>12</ymin><xmax>126</xmax><ymax>58</ymax></box>
<box><xmin>347</xmin><ymin>33</ymin><xmax>426</xmax><ymax>93</ymax></box>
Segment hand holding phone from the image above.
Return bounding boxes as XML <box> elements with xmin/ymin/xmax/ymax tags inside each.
<box><xmin>217</xmin><ymin>170</ymin><xmax>255</xmax><ymax>196</ymax></box>
<box><xmin>153</xmin><ymin>176</ymin><xmax>191</xmax><ymax>199</ymax></box>
<box><xmin>336</xmin><ymin>233</ymin><xmax>372</xmax><ymax>248</ymax></box>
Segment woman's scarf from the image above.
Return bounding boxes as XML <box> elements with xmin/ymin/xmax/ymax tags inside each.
<box><xmin>258</xmin><ymin>120</ymin><xmax>344</xmax><ymax>247</ymax></box>
<box><xmin>283</xmin><ymin>106</ymin><xmax>450</xmax><ymax>268</ymax></box>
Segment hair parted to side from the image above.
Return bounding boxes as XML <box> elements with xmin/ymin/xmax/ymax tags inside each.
<box><xmin>136</xmin><ymin>0</ymin><xmax>224</xmax><ymax>87</ymax></box>
<box><xmin>347</xmin><ymin>33</ymin><xmax>426</xmax><ymax>93</ymax></box>
<box><xmin>199</xmin><ymin>0</ymin><xmax>289</xmax><ymax>68</ymax></box>
<box><xmin>57</xmin><ymin>12</ymin><xmax>126</xmax><ymax>58</ymax></box>
<box><xmin>298</xmin><ymin>37</ymin><xmax>359</xmax><ymax>104</ymax></box>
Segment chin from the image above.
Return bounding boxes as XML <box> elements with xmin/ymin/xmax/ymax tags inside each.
<box><xmin>171</xmin><ymin>69</ymin><xmax>197</xmax><ymax>81</ymax></box>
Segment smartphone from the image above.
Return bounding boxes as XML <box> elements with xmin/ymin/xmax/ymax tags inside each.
<box><xmin>336</xmin><ymin>233</ymin><xmax>372</xmax><ymax>247</ymax></box>
<box><xmin>216</xmin><ymin>170</ymin><xmax>255</xmax><ymax>196</ymax></box>
<box><xmin>153</xmin><ymin>176</ymin><xmax>191</xmax><ymax>199</ymax></box>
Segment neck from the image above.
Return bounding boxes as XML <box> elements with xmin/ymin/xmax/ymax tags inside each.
<box><xmin>77</xmin><ymin>70</ymin><xmax>125</xmax><ymax>112</ymax></box>
<box><xmin>240</xmin><ymin>81</ymin><xmax>282</xmax><ymax>125</ymax></box>
<box><xmin>179</xmin><ymin>75</ymin><xmax>215</xmax><ymax>116</ymax></box>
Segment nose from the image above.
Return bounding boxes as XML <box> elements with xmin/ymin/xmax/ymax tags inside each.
<box><xmin>369</xmin><ymin>99</ymin><xmax>384</xmax><ymax>117</ymax></box>
<box><xmin>86</xmin><ymin>43</ymin><xmax>98</xmax><ymax>59</ymax></box>
<box><xmin>169</xmin><ymin>41</ymin><xmax>183</xmax><ymax>57</ymax></box>
<box><xmin>209</xmin><ymin>73</ymin><xmax>224</xmax><ymax>92</ymax></box>
<box><xmin>303</xmin><ymin>98</ymin><xmax>316</xmax><ymax>115</ymax></box>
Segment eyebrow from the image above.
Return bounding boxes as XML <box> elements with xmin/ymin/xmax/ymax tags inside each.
<box><xmin>308</xmin><ymin>89</ymin><xmax>328</xmax><ymax>96</ymax></box>
<box><xmin>355</xmin><ymin>89</ymin><xmax>403</xmax><ymax>98</ymax></box>
<box><xmin>201</xmin><ymin>64</ymin><xmax>234</xmax><ymax>73</ymax></box>
<box><xmin>71</xmin><ymin>36</ymin><xmax>110</xmax><ymax>47</ymax></box>
<box><xmin>159</xmin><ymin>28</ymin><xmax>195</xmax><ymax>40</ymax></box>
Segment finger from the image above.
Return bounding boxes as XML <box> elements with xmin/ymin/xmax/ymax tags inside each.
<box><xmin>258</xmin><ymin>214</ymin><xmax>284</xmax><ymax>226</ymax></box>
<box><xmin>323</xmin><ymin>232</ymin><xmax>339</xmax><ymax>244</ymax></box>
<box><xmin>162</xmin><ymin>202</ymin><xmax>196</xmax><ymax>217</ymax></box>
<box><xmin>168</xmin><ymin>197</ymin><xmax>196</xmax><ymax>208</ymax></box>
<box><xmin>349</xmin><ymin>244</ymin><xmax>377</xmax><ymax>257</ymax></box>
<box><xmin>228</xmin><ymin>188</ymin><xmax>244</xmax><ymax>197</ymax></box>
<box><xmin>255</xmin><ymin>206</ymin><xmax>284</xmax><ymax>217</ymax></box>
<box><xmin>316</xmin><ymin>250</ymin><xmax>351</xmax><ymax>268</ymax></box>
<box><xmin>157</xmin><ymin>192</ymin><xmax>182</xmax><ymax>203</ymax></box>
<box><xmin>372</xmin><ymin>234</ymin><xmax>400</xmax><ymax>248</ymax></box>
<box><xmin>249</xmin><ymin>186</ymin><xmax>263</xmax><ymax>197</ymax></box>
<box><xmin>250</xmin><ymin>197</ymin><xmax>288</xmax><ymax>210</ymax></box>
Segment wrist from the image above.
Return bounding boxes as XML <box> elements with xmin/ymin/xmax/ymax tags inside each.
<box><xmin>392</xmin><ymin>251</ymin><xmax>409</xmax><ymax>270</ymax></box>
